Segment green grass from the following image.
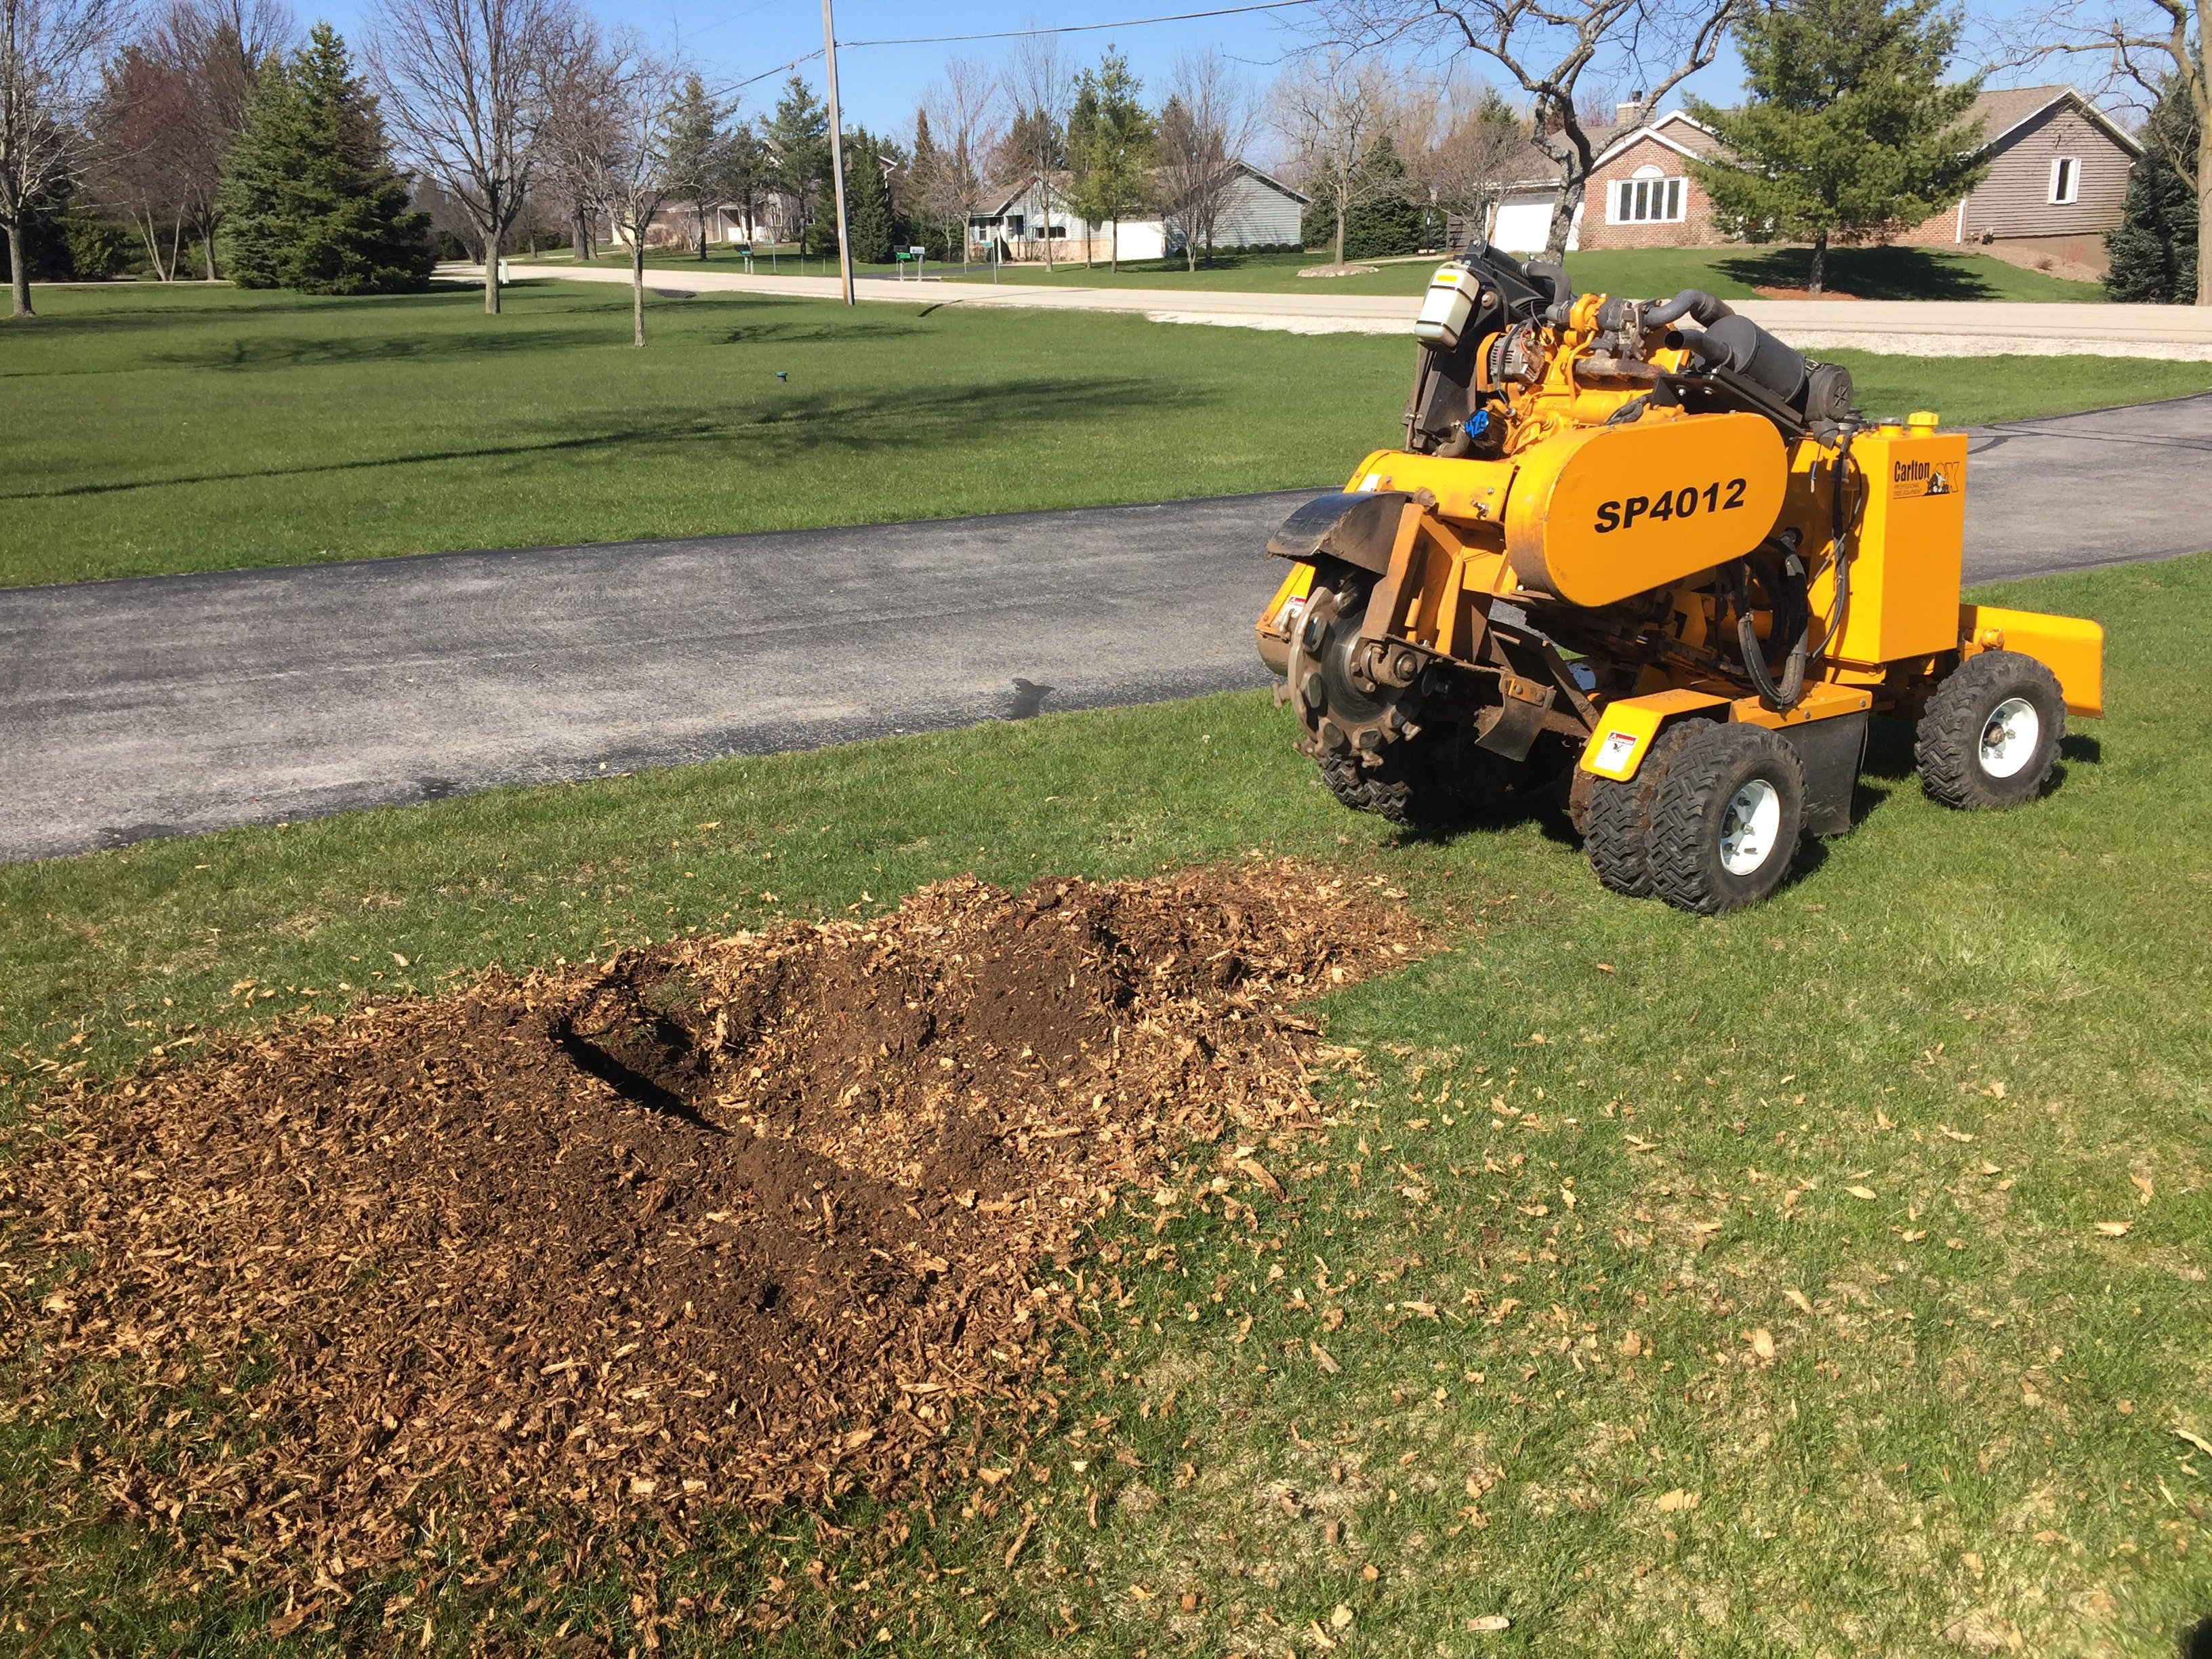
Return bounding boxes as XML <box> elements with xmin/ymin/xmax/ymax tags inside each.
<box><xmin>4</xmin><ymin>553</ymin><xmax>2209</xmax><ymax>1655</ymax></box>
<box><xmin>871</xmin><ymin>245</ymin><xmax>2099</xmax><ymax>302</ymax></box>
<box><xmin>6</xmin><ymin>281</ymin><xmax>2203</xmax><ymax>590</ymax></box>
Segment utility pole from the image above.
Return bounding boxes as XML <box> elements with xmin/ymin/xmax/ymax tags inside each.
<box><xmin>821</xmin><ymin>0</ymin><xmax>855</xmax><ymax>305</ymax></box>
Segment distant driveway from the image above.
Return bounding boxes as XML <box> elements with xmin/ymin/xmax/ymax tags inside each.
<box><xmin>4</xmin><ymin>395</ymin><xmax>2207</xmax><ymax>864</ymax></box>
<box><xmin>502</xmin><ymin>262</ymin><xmax>2212</xmax><ymax>360</ymax></box>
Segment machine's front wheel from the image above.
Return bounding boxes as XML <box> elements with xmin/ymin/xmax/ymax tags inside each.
<box><xmin>1645</xmin><ymin>724</ymin><xmax>1806</xmax><ymax>914</ymax></box>
<box><xmin>1915</xmin><ymin>650</ymin><xmax>2066</xmax><ymax>811</ymax></box>
<box><xmin>1580</xmin><ymin>724</ymin><xmax>1698</xmax><ymax>897</ymax></box>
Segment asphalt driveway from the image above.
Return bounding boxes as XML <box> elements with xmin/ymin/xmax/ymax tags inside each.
<box><xmin>4</xmin><ymin>394</ymin><xmax>2207</xmax><ymax>865</ymax></box>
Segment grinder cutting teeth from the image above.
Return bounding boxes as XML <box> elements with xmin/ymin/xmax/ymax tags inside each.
<box><xmin>1284</xmin><ymin>575</ymin><xmax>1427</xmax><ymax>765</ymax></box>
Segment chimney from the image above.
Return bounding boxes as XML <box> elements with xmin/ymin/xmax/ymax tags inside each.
<box><xmin>1616</xmin><ymin>91</ymin><xmax>1647</xmax><ymax>127</ymax></box>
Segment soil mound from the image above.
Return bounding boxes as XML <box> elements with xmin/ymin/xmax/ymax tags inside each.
<box><xmin>5</xmin><ymin>861</ymin><xmax>1406</xmax><ymax>1589</ymax></box>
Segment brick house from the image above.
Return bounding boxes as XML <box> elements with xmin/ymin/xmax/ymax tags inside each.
<box><xmin>1473</xmin><ymin>88</ymin><xmax>2139</xmax><ymax>269</ymax></box>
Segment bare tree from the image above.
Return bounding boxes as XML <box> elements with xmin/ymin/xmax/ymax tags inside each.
<box><xmin>919</xmin><ymin>56</ymin><xmax>1000</xmax><ymax>263</ymax></box>
<box><xmin>163</xmin><ymin>0</ymin><xmax>291</xmax><ymax>274</ymax></box>
<box><xmin>1156</xmin><ymin>49</ymin><xmax>1253</xmax><ymax>270</ymax></box>
<box><xmin>1995</xmin><ymin>5</ymin><xmax>2209</xmax><ymax>304</ymax></box>
<box><xmin>1</xmin><ymin>0</ymin><xmax>130</xmax><ymax>316</ymax></box>
<box><xmin>1422</xmin><ymin>81</ymin><xmax>1529</xmax><ymax>247</ymax></box>
<box><xmin>535</xmin><ymin>10</ymin><xmax>616</xmax><ymax>260</ymax></box>
<box><xmin>1322</xmin><ymin>0</ymin><xmax>1740</xmax><ymax>260</ymax></box>
<box><xmin>1271</xmin><ymin>52</ymin><xmax>1391</xmax><ymax>266</ymax></box>
<box><xmin>597</xmin><ymin>38</ymin><xmax>680</xmax><ymax>344</ymax></box>
<box><xmin>367</xmin><ymin>0</ymin><xmax>569</xmax><ymax>313</ymax></box>
<box><xmin>87</xmin><ymin>43</ymin><xmax>194</xmax><ymax>276</ymax></box>
<box><xmin>1002</xmin><ymin>31</ymin><xmax>1069</xmax><ymax>268</ymax></box>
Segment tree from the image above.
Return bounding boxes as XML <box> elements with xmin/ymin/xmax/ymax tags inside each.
<box><xmin>217</xmin><ymin>22</ymin><xmax>432</xmax><ymax>293</ymax></box>
<box><xmin>536</xmin><ymin>14</ymin><xmax>619</xmax><ymax>259</ymax></box>
<box><xmin>1343</xmin><ymin>131</ymin><xmax>1422</xmax><ymax>255</ymax></box>
<box><xmin>88</xmin><ymin>45</ymin><xmax>200</xmax><ymax>280</ymax></box>
<box><xmin>1326</xmin><ymin>0</ymin><xmax>1740</xmax><ymax>260</ymax></box>
<box><xmin>1685</xmin><ymin>0</ymin><xmax>1985</xmax><ymax>294</ymax></box>
<box><xmin>1154</xmin><ymin>49</ymin><xmax>1252</xmax><ymax>269</ymax></box>
<box><xmin>1002</xmin><ymin>32</ymin><xmax>1070</xmax><ymax>268</ymax></box>
<box><xmin>1067</xmin><ymin>47</ymin><xmax>1153</xmax><ymax>270</ymax></box>
<box><xmin>367</xmin><ymin>0</ymin><xmax>569</xmax><ymax>314</ymax></box>
<box><xmin>598</xmin><ymin>42</ymin><xmax>680</xmax><ymax>343</ymax></box>
<box><xmin>763</xmin><ymin>73</ymin><xmax>827</xmax><ymax>251</ymax></box>
<box><xmin>88</xmin><ymin>0</ymin><xmax>293</xmax><ymax>282</ymax></box>
<box><xmin>2005</xmin><ymin>3</ymin><xmax>2209</xmax><ymax>303</ymax></box>
<box><xmin>1274</xmin><ymin>53</ymin><xmax>1390</xmax><ymax>265</ymax></box>
<box><xmin>720</xmin><ymin>117</ymin><xmax>764</xmax><ymax>245</ymax></box>
<box><xmin>661</xmin><ymin>71</ymin><xmax>731</xmax><ymax>258</ymax></box>
<box><xmin>1</xmin><ymin>0</ymin><xmax>129</xmax><ymax>316</ymax></box>
<box><xmin>918</xmin><ymin>57</ymin><xmax>998</xmax><ymax>262</ymax></box>
<box><xmin>2106</xmin><ymin>76</ymin><xmax>2199</xmax><ymax>300</ymax></box>
<box><xmin>1425</xmin><ymin>84</ymin><xmax>1526</xmax><ymax>249</ymax></box>
<box><xmin>842</xmin><ymin>125</ymin><xmax>895</xmax><ymax>263</ymax></box>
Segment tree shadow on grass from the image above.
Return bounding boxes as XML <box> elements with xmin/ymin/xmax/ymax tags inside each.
<box><xmin>147</xmin><ymin>327</ymin><xmax>601</xmax><ymax>370</ymax></box>
<box><xmin>0</xmin><ymin>373</ymin><xmax>1189</xmax><ymax>504</ymax></box>
<box><xmin>1711</xmin><ymin>246</ymin><xmax>2001</xmax><ymax>300</ymax></box>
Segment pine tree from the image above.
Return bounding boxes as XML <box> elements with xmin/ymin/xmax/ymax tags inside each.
<box><xmin>1686</xmin><ymin>0</ymin><xmax>1986</xmax><ymax>294</ymax></box>
<box><xmin>1066</xmin><ymin>50</ymin><xmax>1154</xmax><ymax>270</ymax></box>
<box><xmin>844</xmin><ymin>129</ymin><xmax>895</xmax><ymax>264</ymax></box>
<box><xmin>663</xmin><ymin>75</ymin><xmax>735</xmax><ymax>260</ymax></box>
<box><xmin>1342</xmin><ymin>134</ymin><xmax>1422</xmax><ymax>258</ymax></box>
<box><xmin>907</xmin><ymin>108</ymin><xmax>955</xmax><ymax>261</ymax></box>
<box><xmin>2106</xmin><ymin>81</ymin><xmax>2200</xmax><ymax>304</ymax></box>
<box><xmin>218</xmin><ymin>24</ymin><xmax>430</xmax><ymax>294</ymax></box>
<box><xmin>764</xmin><ymin>76</ymin><xmax>830</xmax><ymax>253</ymax></box>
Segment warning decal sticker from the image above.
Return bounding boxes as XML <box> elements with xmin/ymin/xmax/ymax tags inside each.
<box><xmin>1891</xmin><ymin>457</ymin><xmax>1960</xmax><ymax>500</ymax></box>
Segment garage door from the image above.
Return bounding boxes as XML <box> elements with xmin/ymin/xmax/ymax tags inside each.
<box><xmin>1490</xmin><ymin>199</ymin><xmax>1580</xmax><ymax>254</ymax></box>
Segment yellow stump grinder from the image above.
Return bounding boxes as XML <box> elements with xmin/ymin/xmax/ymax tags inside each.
<box><xmin>1256</xmin><ymin>243</ymin><xmax>2104</xmax><ymax>913</ymax></box>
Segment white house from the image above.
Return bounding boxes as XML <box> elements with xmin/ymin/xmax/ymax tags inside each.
<box><xmin>968</xmin><ymin>162</ymin><xmax>1308</xmax><ymax>263</ymax></box>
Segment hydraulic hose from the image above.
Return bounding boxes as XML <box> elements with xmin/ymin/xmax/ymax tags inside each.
<box><xmin>1733</xmin><ymin>538</ymin><xmax>1809</xmax><ymax>713</ymax></box>
<box><xmin>1822</xmin><ymin>428</ymin><xmax>1861</xmax><ymax>652</ymax></box>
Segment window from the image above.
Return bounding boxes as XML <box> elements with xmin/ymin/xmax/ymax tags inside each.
<box><xmin>1611</xmin><ymin>165</ymin><xmax>1685</xmax><ymax>224</ymax></box>
<box><xmin>1007</xmin><ymin>214</ymin><xmax>1025</xmax><ymax>237</ymax></box>
<box><xmin>2049</xmin><ymin>156</ymin><xmax>2080</xmax><ymax>205</ymax></box>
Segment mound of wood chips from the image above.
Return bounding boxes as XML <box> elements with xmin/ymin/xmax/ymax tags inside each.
<box><xmin>3</xmin><ymin>861</ymin><xmax>1407</xmax><ymax>1594</ymax></box>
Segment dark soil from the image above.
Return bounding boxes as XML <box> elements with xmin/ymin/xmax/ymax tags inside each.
<box><xmin>3</xmin><ymin>862</ymin><xmax>1408</xmax><ymax>1597</ymax></box>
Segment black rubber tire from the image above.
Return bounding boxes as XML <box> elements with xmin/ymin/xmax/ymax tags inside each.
<box><xmin>1581</xmin><ymin>723</ymin><xmax>1698</xmax><ymax>898</ymax></box>
<box><xmin>1646</xmin><ymin>722</ymin><xmax>1807</xmax><ymax>914</ymax></box>
<box><xmin>1321</xmin><ymin>746</ymin><xmax>1448</xmax><ymax>825</ymax></box>
<box><xmin>1914</xmin><ymin>650</ymin><xmax>2066</xmax><ymax>811</ymax></box>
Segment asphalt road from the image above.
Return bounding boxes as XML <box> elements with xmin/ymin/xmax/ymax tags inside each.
<box><xmin>5</xmin><ymin>394</ymin><xmax>2209</xmax><ymax>865</ymax></box>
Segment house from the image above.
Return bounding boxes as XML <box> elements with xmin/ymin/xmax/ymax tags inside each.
<box><xmin>1456</xmin><ymin>87</ymin><xmax>2139</xmax><ymax>272</ymax></box>
<box><xmin>968</xmin><ymin>162</ymin><xmax>1308</xmax><ymax>263</ymax></box>
<box><xmin>1898</xmin><ymin>86</ymin><xmax>2142</xmax><ymax>270</ymax></box>
<box><xmin>606</xmin><ymin>200</ymin><xmax>777</xmax><ymax>250</ymax></box>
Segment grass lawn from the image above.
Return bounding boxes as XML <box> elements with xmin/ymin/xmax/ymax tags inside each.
<box><xmin>3</xmin><ymin>552</ymin><xmax>2208</xmax><ymax>1655</ymax></box>
<box><xmin>6</xmin><ymin>281</ymin><xmax>2204</xmax><ymax>590</ymax></box>
<box><xmin>554</xmin><ymin>242</ymin><xmax>2104</xmax><ymax>303</ymax></box>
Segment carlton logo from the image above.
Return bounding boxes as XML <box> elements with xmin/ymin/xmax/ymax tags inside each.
<box><xmin>1891</xmin><ymin>457</ymin><xmax>1957</xmax><ymax>500</ymax></box>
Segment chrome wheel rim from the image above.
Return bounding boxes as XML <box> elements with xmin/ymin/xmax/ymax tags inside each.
<box><xmin>1979</xmin><ymin>696</ymin><xmax>2040</xmax><ymax>779</ymax></box>
<box><xmin>1718</xmin><ymin>778</ymin><xmax>1782</xmax><ymax>876</ymax></box>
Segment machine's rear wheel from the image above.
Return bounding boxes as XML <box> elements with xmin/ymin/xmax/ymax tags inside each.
<box><xmin>1645</xmin><ymin>723</ymin><xmax>1806</xmax><ymax>914</ymax></box>
<box><xmin>1915</xmin><ymin>650</ymin><xmax>2065</xmax><ymax>810</ymax></box>
<box><xmin>1581</xmin><ymin>724</ymin><xmax>1697</xmax><ymax>897</ymax></box>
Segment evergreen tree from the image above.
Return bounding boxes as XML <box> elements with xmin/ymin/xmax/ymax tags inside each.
<box><xmin>907</xmin><ymin>108</ymin><xmax>957</xmax><ymax>261</ymax></box>
<box><xmin>843</xmin><ymin>129</ymin><xmax>894</xmax><ymax>264</ymax></box>
<box><xmin>1342</xmin><ymin>134</ymin><xmax>1421</xmax><ymax>258</ymax></box>
<box><xmin>2106</xmin><ymin>81</ymin><xmax>2200</xmax><ymax>304</ymax></box>
<box><xmin>764</xmin><ymin>75</ymin><xmax>830</xmax><ymax>251</ymax></box>
<box><xmin>218</xmin><ymin>24</ymin><xmax>430</xmax><ymax>294</ymax></box>
<box><xmin>662</xmin><ymin>75</ymin><xmax>735</xmax><ymax>260</ymax></box>
<box><xmin>1686</xmin><ymin>0</ymin><xmax>1986</xmax><ymax>294</ymax></box>
<box><xmin>1066</xmin><ymin>49</ymin><xmax>1154</xmax><ymax>270</ymax></box>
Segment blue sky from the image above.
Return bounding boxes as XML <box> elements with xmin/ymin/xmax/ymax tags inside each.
<box><xmin>313</xmin><ymin>0</ymin><xmax>2077</xmax><ymax>164</ymax></box>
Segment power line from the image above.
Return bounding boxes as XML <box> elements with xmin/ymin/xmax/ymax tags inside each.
<box><xmin>838</xmin><ymin>0</ymin><xmax>1319</xmax><ymax>50</ymax></box>
<box><xmin>727</xmin><ymin>1</ymin><xmax>1317</xmax><ymax>104</ymax></box>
